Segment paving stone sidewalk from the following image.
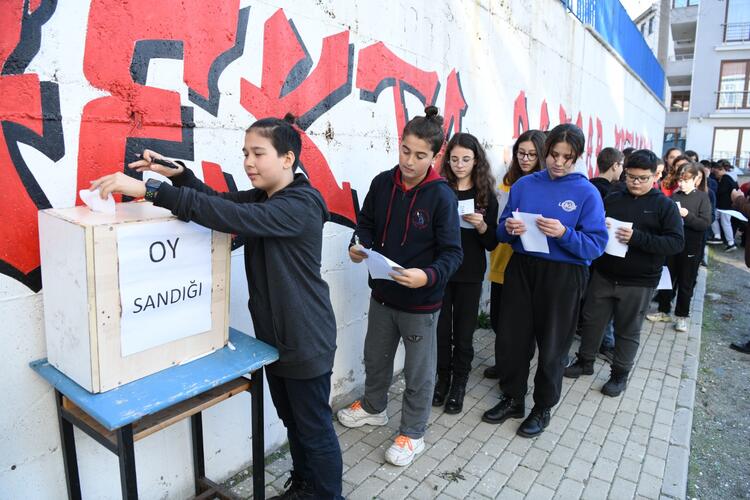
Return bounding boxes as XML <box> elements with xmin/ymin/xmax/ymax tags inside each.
<box><xmin>230</xmin><ymin>269</ymin><xmax>705</xmax><ymax>499</ymax></box>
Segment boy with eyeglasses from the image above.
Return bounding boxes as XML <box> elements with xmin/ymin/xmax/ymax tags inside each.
<box><xmin>564</xmin><ymin>150</ymin><xmax>684</xmax><ymax>396</ymax></box>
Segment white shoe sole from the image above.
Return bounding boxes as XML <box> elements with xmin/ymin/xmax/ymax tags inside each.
<box><xmin>337</xmin><ymin>412</ymin><xmax>388</xmax><ymax>428</ymax></box>
<box><xmin>385</xmin><ymin>440</ymin><xmax>425</xmax><ymax>466</ymax></box>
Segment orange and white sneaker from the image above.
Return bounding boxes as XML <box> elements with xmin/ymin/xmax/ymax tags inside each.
<box><xmin>336</xmin><ymin>400</ymin><xmax>388</xmax><ymax>428</ymax></box>
<box><xmin>385</xmin><ymin>435</ymin><xmax>424</xmax><ymax>466</ymax></box>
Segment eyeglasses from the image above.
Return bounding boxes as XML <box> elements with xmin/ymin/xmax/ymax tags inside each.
<box><xmin>625</xmin><ymin>173</ymin><xmax>653</xmax><ymax>183</ymax></box>
<box><xmin>517</xmin><ymin>151</ymin><xmax>538</xmax><ymax>160</ymax></box>
<box><xmin>449</xmin><ymin>156</ymin><xmax>475</xmax><ymax>165</ymax></box>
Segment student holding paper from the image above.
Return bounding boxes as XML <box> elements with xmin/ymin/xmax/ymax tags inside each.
<box><xmin>481</xmin><ymin>124</ymin><xmax>607</xmax><ymax>437</ymax></box>
<box><xmin>338</xmin><ymin>107</ymin><xmax>462</xmax><ymax>466</ymax></box>
<box><xmin>90</xmin><ymin>115</ymin><xmax>343</xmax><ymax>499</ymax></box>
<box><xmin>433</xmin><ymin>133</ymin><xmax>498</xmax><ymax>415</ymax></box>
<box><xmin>711</xmin><ymin>160</ymin><xmax>740</xmax><ymax>251</ymax></box>
<box><xmin>729</xmin><ymin>187</ymin><xmax>750</xmax><ymax>354</ymax></box>
<box><xmin>649</xmin><ymin>162</ymin><xmax>711</xmax><ymax>331</ymax></box>
<box><xmin>565</xmin><ymin>150</ymin><xmax>684</xmax><ymax>398</ymax></box>
<box><xmin>484</xmin><ymin>130</ymin><xmax>545</xmax><ymax>380</ymax></box>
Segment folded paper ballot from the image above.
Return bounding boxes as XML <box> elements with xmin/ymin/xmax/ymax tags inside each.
<box><xmin>79</xmin><ymin>188</ymin><xmax>115</xmax><ymax>215</ymax></box>
<box><xmin>604</xmin><ymin>217</ymin><xmax>632</xmax><ymax>258</ymax></box>
<box><xmin>511</xmin><ymin>211</ymin><xmax>550</xmax><ymax>254</ymax></box>
<box><xmin>353</xmin><ymin>245</ymin><xmax>405</xmax><ymax>281</ymax></box>
<box><xmin>458</xmin><ymin>198</ymin><xmax>475</xmax><ymax>229</ymax></box>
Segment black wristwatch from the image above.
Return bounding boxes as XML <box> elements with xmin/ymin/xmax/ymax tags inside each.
<box><xmin>144</xmin><ymin>178</ymin><xmax>163</xmax><ymax>202</ymax></box>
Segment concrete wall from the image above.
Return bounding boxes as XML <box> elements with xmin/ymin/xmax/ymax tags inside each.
<box><xmin>0</xmin><ymin>0</ymin><xmax>665</xmax><ymax>498</ymax></box>
<box><xmin>686</xmin><ymin>0</ymin><xmax>750</xmax><ymax>161</ymax></box>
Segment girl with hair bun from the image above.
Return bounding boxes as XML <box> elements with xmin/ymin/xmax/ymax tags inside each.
<box><xmin>482</xmin><ymin>124</ymin><xmax>607</xmax><ymax>438</ymax></box>
<box><xmin>338</xmin><ymin>106</ymin><xmax>463</xmax><ymax>466</ymax></box>
<box><xmin>90</xmin><ymin>113</ymin><xmax>343</xmax><ymax>499</ymax></box>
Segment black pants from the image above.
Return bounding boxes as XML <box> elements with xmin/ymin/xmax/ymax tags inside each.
<box><xmin>266</xmin><ymin>371</ymin><xmax>343</xmax><ymax>499</ymax></box>
<box><xmin>578</xmin><ymin>270</ymin><xmax>654</xmax><ymax>373</ymax></box>
<box><xmin>437</xmin><ymin>281</ymin><xmax>483</xmax><ymax>379</ymax></box>
<box><xmin>656</xmin><ymin>249</ymin><xmax>701</xmax><ymax>317</ymax></box>
<box><xmin>490</xmin><ymin>282</ymin><xmax>503</xmax><ymax>334</ymax></box>
<box><xmin>498</xmin><ymin>254</ymin><xmax>587</xmax><ymax>408</ymax></box>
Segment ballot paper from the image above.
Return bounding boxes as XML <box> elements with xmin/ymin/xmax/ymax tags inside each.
<box><xmin>717</xmin><ymin>209</ymin><xmax>749</xmax><ymax>223</ymax></box>
<box><xmin>457</xmin><ymin>198</ymin><xmax>475</xmax><ymax>229</ymax></box>
<box><xmin>354</xmin><ymin>246</ymin><xmax>405</xmax><ymax>281</ymax></box>
<box><xmin>604</xmin><ymin>217</ymin><xmax>633</xmax><ymax>258</ymax></box>
<box><xmin>676</xmin><ymin>201</ymin><xmax>682</xmax><ymax>210</ymax></box>
<box><xmin>79</xmin><ymin>188</ymin><xmax>115</xmax><ymax>215</ymax></box>
<box><xmin>657</xmin><ymin>266</ymin><xmax>672</xmax><ymax>290</ymax></box>
<box><xmin>512</xmin><ymin>211</ymin><xmax>549</xmax><ymax>254</ymax></box>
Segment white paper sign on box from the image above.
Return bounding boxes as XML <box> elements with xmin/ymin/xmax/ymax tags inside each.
<box><xmin>117</xmin><ymin>220</ymin><xmax>213</xmax><ymax>356</ymax></box>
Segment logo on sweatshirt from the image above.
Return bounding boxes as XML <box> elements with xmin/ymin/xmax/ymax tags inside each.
<box><xmin>412</xmin><ymin>209</ymin><xmax>430</xmax><ymax>229</ymax></box>
<box><xmin>559</xmin><ymin>200</ymin><xmax>577</xmax><ymax>212</ymax></box>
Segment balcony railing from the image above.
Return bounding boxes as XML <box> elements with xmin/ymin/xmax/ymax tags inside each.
<box><xmin>717</xmin><ymin>90</ymin><xmax>750</xmax><ymax>109</ymax></box>
<box><xmin>724</xmin><ymin>22</ymin><xmax>750</xmax><ymax>43</ymax></box>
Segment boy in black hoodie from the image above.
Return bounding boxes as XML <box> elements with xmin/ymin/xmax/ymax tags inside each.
<box><xmin>337</xmin><ymin>107</ymin><xmax>462</xmax><ymax>466</ymax></box>
<box><xmin>91</xmin><ymin>115</ymin><xmax>342</xmax><ymax>499</ymax></box>
<box><xmin>565</xmin><ymin>150</ymin><xmax>684</xmax><ymax>397</ymax></box>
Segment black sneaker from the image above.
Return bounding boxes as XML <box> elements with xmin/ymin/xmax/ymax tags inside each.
<box><xmin>483</xmin><ymin>365</ymin><xmax>500</xmax><ymax>379</ymax></box>
<box><xmin>268</xmin><ymin>472</ymin><xmax>314</xmax><ymax>499</ymax></box>
<box><xmin>730</xmin><ymin>340</ymin><xmax>750</xmax><ymax>354</ymax></box>
<box><xmin>707</xmin><ymin>237</ymin><xmax>723</xmax><ymax>245</ymax></box>
<box><xmin>563</xmin><ymin>355</ymin><xmax>594</xmax><ymax>378</ymax></box>
<box><xmin>726</xmin><ymin>244</ymin><xmax>738</xmax><ymax>252</ymax></box>
<box><xmin>432</xmin><ymin>375</ymin><xmax>451</xmax><ymax>407</ymax></box>
<box><xmin>517</xmin><ymin>406</ymin><xmax>550</xmax><ymax>438</ymax></box>
<box><xmin>601</xmin><ymin>367</ymin><xmax>629</xmax><ymax>397</ymax></box>
<box><xmin>482</xmin><ymin>394</ymin><xmax>524</xmax><ymax>424</ymax></box>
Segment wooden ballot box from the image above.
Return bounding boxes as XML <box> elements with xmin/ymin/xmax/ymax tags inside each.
<box><xmin>38</xmin><ymin>202</ymin><xmax>230</xmax><ymax>393</ymax></box>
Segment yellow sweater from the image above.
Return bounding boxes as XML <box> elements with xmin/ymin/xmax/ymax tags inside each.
<box><xmin>488</xmin><ymin>183</ymin><xmax>513</xmax><ymax>284</ymax></box>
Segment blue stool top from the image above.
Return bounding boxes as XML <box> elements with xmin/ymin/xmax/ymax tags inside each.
<box><xmin>30</xmin><ymin>328</ymin><xmax>278</xmax><ymax>431</ymax></box>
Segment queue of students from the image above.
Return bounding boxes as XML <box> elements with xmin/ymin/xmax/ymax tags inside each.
<box><xmin>91</xmin><ymin>109</ymin><xmax>737</xmax><ymax>498</ymax></box>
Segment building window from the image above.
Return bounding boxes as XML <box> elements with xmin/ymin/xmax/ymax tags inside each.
<box><xmin>713</xmin><ymin>128</ymin><xmax>750</xmax><ymax>169</ymax></box>
<box><xmin>648</xmin><ymin>17</ymin><xmax>654</xmax><ymax>35</ymax></box>
<box><xmin>641</xmin><ymin>23</ymin><xmax>646</xmax><ymax>35</ymax></box>
<box><xmin>663</xmin><ymin>128</ymin><xmax>685</xmax><ymax>152</ymax></box>
<box><xmin>724</xmin><ymin>0</ymin><xmax>750</xmax><ymax>42</ymax></box>
<box><xmin>717</xmin><ymin>60</ymin><xmax>750</xmax><ymax>109</ymax></box>
<box><xmin>673</xmin><ymin>0</ymin><xmax>699</xmax><ymax>7</ymax></box>
<box><xmin>670</xmin><ymin>91</ymin><xmax>690</xmax><ymax>112</ymax></box>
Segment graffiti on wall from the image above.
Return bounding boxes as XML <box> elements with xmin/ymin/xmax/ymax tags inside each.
<box><xmin>513</xmin><ymin>91</ymin><xmax>653</xmax><ymax>178</ymax></box>
<box><xmin>2</xmin><ymin>0</ymin><xmax>654</xmax><ymax>293</ymax></box>
<box><xmin>0</xmin><ymin>0</ymin><xmax>467</xmax><ymax>291</ymax></box>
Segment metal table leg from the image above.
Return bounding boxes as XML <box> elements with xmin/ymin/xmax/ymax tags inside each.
<box><xmin>251</xmin><ymin>368</ymin><xmax>265</xmax><ymax>500</ymax></box>
<box><xmin>56</xmin><ymin>390</ymin><xmax>82</xmax><ymax>500</ymax></box>
<box><xmin>116</xmin><ymin>424</ymin><xmax>138</xmax><ymax>499</ymax></box>
<box><xmin>191</xmin><ymin>412</ymin><xmax>206</xmax><ymax>495</ymax></box>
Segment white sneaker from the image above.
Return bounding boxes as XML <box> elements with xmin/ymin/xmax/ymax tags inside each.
<box><xmin>336</xmin><ymin>400</ymin><xmax>388</xmax><ymax>428</ymax></box>
<box><xmin>646</xmin><ymin>312</ymin><xmax>671</xmax><ymax>322</ymax></box>
<box><xmin>384</xmin><ymin>435</ymin><xmax>424</xmax><ymax>466</ymax></box>
<box><xmin>675</xmin><ymin>317</ymin><xmax>688</xmax><ymax>332</ymax></box>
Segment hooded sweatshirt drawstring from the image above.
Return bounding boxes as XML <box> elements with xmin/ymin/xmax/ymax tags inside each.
<box><xmin>401</xmin><ymin>190</ymin><xmax>419</xmax><ymax>246</ymax></box>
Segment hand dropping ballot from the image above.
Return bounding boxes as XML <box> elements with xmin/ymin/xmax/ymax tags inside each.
<box><xmin>79</xmin><ymin>188</ymin><xmax>115</xmax><ymax>215</ymax></box>
<box><xmin>512</xmin><ymin>211</ymin><xmax>549</xmax><ymax>254</ymax></box>
<box><xmin>604</xmin><ymin>217</ymin><xmax>633</xmax><ymax>258</ymax></box>
<box><xmin>457</xmin><ymin>199</ymin><xmax>475</xmax><ymax>229</ymax></box>
<box><xmin>352</xmin><ymin>244</ymin><xmax>405</xmax><ymax>281</ymax></box>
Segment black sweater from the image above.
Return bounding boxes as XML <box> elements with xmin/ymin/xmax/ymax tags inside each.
<box><xmin>671</xmin><ymin>189</ymin><xmax>711</xmax><ymax>253</ymax></box>
<box><xmin>354</xmin><ymin>166</ymin><xmax>463</xmax><ymax>313</ymax></box>
<box><xmin>717</xmin><ymin>175</ymin><xmax>739</xmax><ymax>209</ymax></box>
<box><xmin>594</xmin><ymin>188</ymin><xmax>684</xmax><ymax>287</ymax></box>
<box><xmin>451</xmin><ymin>187</ymin><xmax>499</xmax><ymax>282</ymax></box>
<box><xmin>155</xmin><ymin>170</ymin><xmax>337</xmax><ymax>380</ymax></box>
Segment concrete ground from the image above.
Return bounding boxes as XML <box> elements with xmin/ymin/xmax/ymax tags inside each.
<box><xmin>229</xmin><ymin>270</ymin><xmax>705</xmax><ymax>499</ymax></box>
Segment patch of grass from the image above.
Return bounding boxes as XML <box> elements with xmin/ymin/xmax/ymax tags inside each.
<box><xmin>438</xmin><ymin>467</ymin><xmax>466</xmax><ymax>483</ymax></box>
<box><xmin>476</xmin><ymin>310</ymin><xmax>491</xmax><ymax>330</ymax></box>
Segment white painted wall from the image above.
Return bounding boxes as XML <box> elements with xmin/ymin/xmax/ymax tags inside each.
<box><xmin>1</xmin><ymin>0</ymin><xmax>665</xmax><ymax>498</ymax></box>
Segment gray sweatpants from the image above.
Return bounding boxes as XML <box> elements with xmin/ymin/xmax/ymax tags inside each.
<box><xmin>361</xmin><ymin>298</ymin><xmax>438</xmax><ymax>439</ymax></box>
<box><xmin>577</xmin><ymin>270</ymin><xmax>653</xmax><ymax>373</ymax></box>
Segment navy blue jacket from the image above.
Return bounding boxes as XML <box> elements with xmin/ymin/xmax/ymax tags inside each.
<box><xmin>353</xmin><ymin>166</ymin><xmax>463</xmax><ymax>313</ymax></box>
